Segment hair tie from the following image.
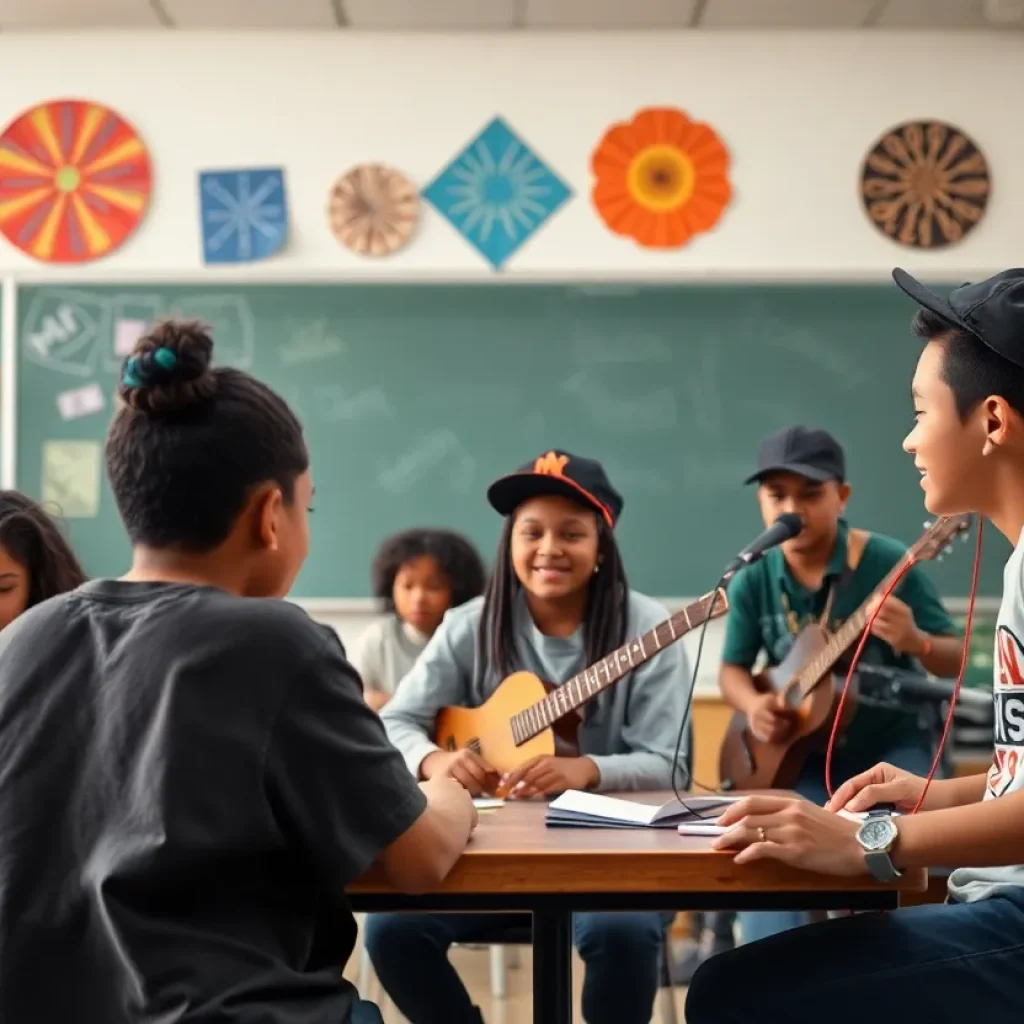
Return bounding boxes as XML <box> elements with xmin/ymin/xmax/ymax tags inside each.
<box><xmin>121</xmin><ymin>346</ymin><xmax>177</xmax><ymax>390</ymax></box>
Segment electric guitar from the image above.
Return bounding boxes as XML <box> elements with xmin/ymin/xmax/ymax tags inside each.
<box><xmin>718</xmin><ymin>514</ymin><xmax>972</xmax><ymax>792</ymax></box>
<box><xmin>434</xmin><ymin>588</ymin><xmax>729</xmax><ymax>776</ymax></box>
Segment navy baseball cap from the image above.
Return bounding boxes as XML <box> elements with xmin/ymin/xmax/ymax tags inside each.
<box><xmin>892</xmin><ymin>267</ymin><xmax>1024</xmax><ymax>371</ymax></box>
<box><xmin>487</xmin><ymin>450</ymin><xmax>624</xmax><ymax>528</ymax></box>
<box><xmin>745</xmin><ymin>426</ymin><xmax>846</xmax><ymax>485</ymax></box>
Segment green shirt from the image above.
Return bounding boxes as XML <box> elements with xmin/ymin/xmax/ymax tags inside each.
<box><xmin>720</xmin><ymin>519</ymin><xmax>957</xmax><ymax>758</ymax></box>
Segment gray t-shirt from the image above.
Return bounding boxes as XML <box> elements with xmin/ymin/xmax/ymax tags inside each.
<box><xmin>379</xmin><ymin>590</ymin><xmax>692</xmax><ymax>792</ymax></box>
<box><xmin>352</xmin><ymin>614</ymin><xmax>429</xmax><ymax>696</ymax></box>
<box><xmin>948</xmin><ymin>528</ymin><xmax>1024</xmax><ymax>903</ymax></box>
<box><xmin>0</xmin><ymin>579</ymin><xmax>426</xmax><ymax>1023</ymax></box>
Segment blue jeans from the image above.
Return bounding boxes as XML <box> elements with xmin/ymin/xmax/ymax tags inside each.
<box><xmin>364</xmin><ymin>910</ymin><xmax>675</xmax><ymax>1024</ymax></box>
<box><xmin>687</xmin><ymin>890</ymin><xmax>1024</xmax><ymax>1023</ymax></box>
<box><xmin>351</xmin><ymin>1001</ymin><xmax>383</xmax><ymax>1024</ymax></box>
<box><xmin>737</xmin><ymin>740</ymin><xmax>939</xmax><ymax>944</ymax></box>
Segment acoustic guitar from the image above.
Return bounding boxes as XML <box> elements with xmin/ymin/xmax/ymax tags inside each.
<box><xmin>434</xmin><ymin>588</ymin><xmax>729</xmax><ymax>777</ymax></box>
<box><xmin>718</xmin><ymin>514</ymin><xmax>972</xmax><ymax>792</ymax></box>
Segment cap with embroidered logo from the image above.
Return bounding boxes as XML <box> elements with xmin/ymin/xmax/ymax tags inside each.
<box><xmin>486</xmin><ymin>450</ymin><xmax>624</xmax><ymax>528</ymax></box>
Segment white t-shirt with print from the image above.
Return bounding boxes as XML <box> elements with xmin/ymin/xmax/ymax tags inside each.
<box><xmin>948</xmin><ymin>527</ymin><xmax>1024</xmax><ymax>903</ymax></box>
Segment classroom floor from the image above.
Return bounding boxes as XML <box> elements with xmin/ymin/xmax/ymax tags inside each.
<box><xmin>345</xmin><ymin>919</ymin><xmax>692</xmax><ymax>1023</ymax></box>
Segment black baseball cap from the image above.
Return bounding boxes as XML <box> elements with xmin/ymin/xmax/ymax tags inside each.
<box><xmin>486</xmin><ymin>450</ymin><xmax>624</xmax><ymax>528</ymax></box>
<box><xmin>744</xmin><ymin>426</ymin><xmax>846</xmax><ymax>485</ymax></box>
<box><xmin>892</xmin><ymin>267</ymin><xmax>1024</xmax><ymax>370</ymax></box>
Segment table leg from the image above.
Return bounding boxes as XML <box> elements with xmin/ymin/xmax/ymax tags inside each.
<box><xmin>532</xmin><ymin>907</ymin><xmax>573</xmax><ymax>1024</ymax></box>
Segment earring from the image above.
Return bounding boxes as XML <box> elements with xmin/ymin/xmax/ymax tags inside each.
<box><xmin>593</xmin><ymin>564</ymin><xmax>600</xmax><ymax>574</ymax></box>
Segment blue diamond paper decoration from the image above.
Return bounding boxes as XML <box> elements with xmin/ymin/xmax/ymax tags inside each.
<box><xmin>199</xmin><ymin>168</ymin><xmax>288</xmax><ymax>264</ymax></box>
<box><xmin>423</xmin><ymin>117</ymin><xmax>572</xmax><ymax>270</ymax></box>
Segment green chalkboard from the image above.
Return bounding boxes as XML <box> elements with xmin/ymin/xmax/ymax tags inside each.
<box><xmin>12</xmin><ymin>282</ymin><xmax>1007</xmax><ymax>598</ymax></box>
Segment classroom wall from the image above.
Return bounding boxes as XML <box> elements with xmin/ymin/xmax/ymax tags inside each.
<box><xmin>0</xmin><ymin>29</ymin><xmax>1015</xmax><ymax>682</ymax></box>
<box><xmin>0</xmin><ymin>30</ymin><xmax>1021</xmax><ymax>282</ymax></box>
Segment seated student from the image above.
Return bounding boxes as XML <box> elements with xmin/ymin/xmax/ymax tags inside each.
<box><xmin>0</xmin><ymin>489</ymin><xmax>86</xmax><ymax>629</ymax></box>
<box><xmin>686</xmin><ymin>268</ymin><xmax>1024</xmax><ymax>1023</ymax></box>
<box><xmin>719</xmin><ymin>425</ymin><xmax>961</xmax><ymax>944</ymax></box>
<box><xmin>0</xmin><ymin>320</ymin><xmax>476</xmax><ymax>1024</ymax></box>
<box><xmin>367</xmin><ymin>450</ymin><xmax>689</xmax><ymax>1024</ymax></box>
<box><xmin>354</xmin><ymin>527</ymin><xmax>486</xmax><ymax>711</ymax></box>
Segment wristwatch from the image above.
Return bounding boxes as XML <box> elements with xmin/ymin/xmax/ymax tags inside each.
<box><xmin>855</xmin><ymin>812</ymin><xmax>902</xmax><ymax>882</ymax></box>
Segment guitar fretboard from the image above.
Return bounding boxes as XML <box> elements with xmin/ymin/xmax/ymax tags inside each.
<box><xmin>509</xmin><ymin>588</ymin><xmax>726</xmax><ymax>746</ymax></box>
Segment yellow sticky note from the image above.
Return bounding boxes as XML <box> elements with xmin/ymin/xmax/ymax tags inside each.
<box><xmin>41</xmin><ymin>440</ymin><xmax>101</xmax><ymax>518</ymax></box>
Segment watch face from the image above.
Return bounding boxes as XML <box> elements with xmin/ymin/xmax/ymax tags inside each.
<box><xmin>858</xmin><ymin>818</ymin><xmax>896</xmax><ymax>851</ymax></box>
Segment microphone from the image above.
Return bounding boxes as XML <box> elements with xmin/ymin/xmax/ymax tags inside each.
<box><xmin>723</xmin><ymin>513</ymin><xmax>803</xmax><ymax>577</ymax></box>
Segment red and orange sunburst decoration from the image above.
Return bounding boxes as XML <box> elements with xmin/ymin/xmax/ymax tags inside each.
<box><xmin>0</xmin><ymin>99</ymin><xmax>152</xmax><ymax>264</ymax></box>
<box><xmin>591</xmin><ymin>107</ymin><xmax>731</xmax><ymax>250</ymax></box>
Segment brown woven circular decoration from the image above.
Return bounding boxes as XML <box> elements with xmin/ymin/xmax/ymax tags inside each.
<box><xmin>328</xmin><ymin>163</ymin><xmax>419</xmax><ymax>257</ymax></box>
<box><xmin>859</xmin><ymin>120</ymin><xmax>990</xmax><ymax>249</ymax></box>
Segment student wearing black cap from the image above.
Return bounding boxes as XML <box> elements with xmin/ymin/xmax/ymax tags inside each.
<box><xmin>686</xmin><ymin>268</ymin><xmax>1024</xmax><ymax>1023</ymax></box>
<box><xmin>368</xmin><ymin>450</ymin><xmax>689</xmax><ymax>1024</ymax></box>
<box><xmin>720</xmin><ymin>424</ymin><xmax>961</xmax><ymax>944</ymax></box>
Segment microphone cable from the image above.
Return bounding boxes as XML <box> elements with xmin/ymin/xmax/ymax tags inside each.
<box><xmin>825</xmin><ymin>516</ymin><xmax>983</xmax><ymax>814</ymax></box>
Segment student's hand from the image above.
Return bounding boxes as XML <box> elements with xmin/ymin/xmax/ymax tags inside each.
<box><xmin>826</xmin><ymin>761</ymin><xmax>928</xmax><ymax>815</ymax></box>
<box><xmin>499</xmin><ymin>756</ymin><xmax>600</xmax><ymax>799</ymax></box>
<box><xmin>364</xmin><ymin>689</ymin><xmax>390</xmax><ymax>713</ymax></box>
<box><xmin>711</xmin><ymin>794</ymin><xmax>864</xmax><ymax>876</ymax></box>
<box><xmin>421</xmin><ymin>749</ymin><xmax>500</xmax><ymax>797</ymax></box>
<box><xmin>866</xmin><ymin>595</ymin><xmax>925</xmax><ymax>656</ymax></box>
<box><xmin>747</xmin><ymin>692</ymin><xmax>798</xmax><ymax>744</ymax></box>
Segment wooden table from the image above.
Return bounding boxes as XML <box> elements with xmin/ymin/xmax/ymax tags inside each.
<box><xmin>351</xmin><ymin>795</ymin><xmax>926</xmax><ymax>1024</ymax></box>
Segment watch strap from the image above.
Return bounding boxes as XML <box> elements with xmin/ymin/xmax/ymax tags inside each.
<box><xmin>864</xmin><ymin>849</ymin><xmax>902</xmax><ymax>883</ymax></box>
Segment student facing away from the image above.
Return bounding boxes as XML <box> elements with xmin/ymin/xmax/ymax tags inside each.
<box><xmin>353</xmin><ymin>527</ymin><xmax>487</xmax><ymax>711</ymax></box>
<box><xmin>370</xmin><ymin>450</ymin><xmax>690</xmax><ymax>1024</ymax></box>
<box><xmin>0</xmin><ymin>489</ymin><xmax>86</xmax><ymax>630</ymax></box>
<box><xmin>719</xmin><ymin>424</ymin><xmax>961</xmax><ymax>944</ymax></box>
<box><xmin>0</xmin><ymin>320</ymin><xmax>476</xmax><ymax>1024</ymax></box>
<box><xmin>687</xmin><ymin>268</ymin><xmax>1024</xmax><ymax>1022</ymax></box>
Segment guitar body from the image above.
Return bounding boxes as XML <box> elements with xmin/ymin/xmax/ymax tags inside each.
<box><xmin>434</xmin><ymin>671</ymin><xmax>581</xmax><ymax>775</ymax></box>
<box><xmin>718</xmin><ymin>625</ymin><xmax>860</xmax><ymax>791</ymax></box>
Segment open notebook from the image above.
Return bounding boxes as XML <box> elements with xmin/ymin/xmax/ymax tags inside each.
<box><xmin>545</xmin><ymin>790</ymin><xmax>742</xmax><ymax>830</ymax></box>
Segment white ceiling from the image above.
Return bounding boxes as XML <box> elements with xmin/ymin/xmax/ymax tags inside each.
<box><xmin>0</xmin><ymin>0</ymin><xmax>1020</xmax><ymax>30</ymax></box>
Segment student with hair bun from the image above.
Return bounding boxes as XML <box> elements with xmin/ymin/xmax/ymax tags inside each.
<box><xmin>0</xmin><ymin>319</ymin><xmax>476</xmax><ymax>1024</ymax></box>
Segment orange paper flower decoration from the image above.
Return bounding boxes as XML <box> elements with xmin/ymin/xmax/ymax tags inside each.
<box><xmin>591</xmin><ymin>107</ymin><xmax>731</xmax><ymax>249</ymax></box>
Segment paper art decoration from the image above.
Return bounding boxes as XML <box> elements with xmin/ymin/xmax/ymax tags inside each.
<box><xmin>0</xmin><ymin>99</ymin><xmax>152</xmax><ymax>264</ymax></box>
<box><xmin>859</xmin><ymin>120</ymin><xmax>990</xmax><ymax>249</ymax></box>
<box><xmin>590</xmin><ymin>107</ymin><xmax>731</xmax><ymax>250</ymax></box>
<box><xmin>328</xmin><ymin>163</ymin><xmax>419</xmax><ymax>257</ymax></box>
<box><xmin>199</xmin><ymin>167</ymin><xmax>287</xmax><ymax>264</ymax></box>
<box><xmin>422</xmin><ymin>116</ymin><xmax>572</xmax><ymax>270</ymax></box>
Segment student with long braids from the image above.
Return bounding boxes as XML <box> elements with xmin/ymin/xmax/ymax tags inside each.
<box><xmin>0</xmin><ymin>320</ymin><xmax>476</xmax><ymax>1024</ymax></box>
<box><xmin>370</xmin><ymin>450</ymin><xmax>690</xmax><ymax>1024</ymax></box>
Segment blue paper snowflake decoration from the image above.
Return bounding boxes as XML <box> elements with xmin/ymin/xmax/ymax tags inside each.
<box><xmin>198</xmin><ymin>167</ymin><xmax>288</xmax><ymax>264</ymax></box>
<box><xmin>423</xmin><ymin>117</ymin><xmax>572</xmax><ymax>270</ymax></box>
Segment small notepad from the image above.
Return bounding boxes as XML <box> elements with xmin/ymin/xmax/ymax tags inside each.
<box><xmin>546</xmin><ymin>790</ymin><xmax>741</xmax><ymax>830</ymax></box>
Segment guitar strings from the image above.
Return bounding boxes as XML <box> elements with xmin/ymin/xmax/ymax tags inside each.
<box><xmin>824</xmin><ymin>516</ymin><xmax>984</xmax><ymax>813</ymax></box>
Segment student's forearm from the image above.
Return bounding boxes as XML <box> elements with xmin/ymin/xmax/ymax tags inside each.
<box><xmin>720</xmin><ymin>663</ymin><xmax>761</xmax><ymax>714</ymax></box>
<box><xmin>588</xmin><ymin>752</ymin><xmax>674</xmax><ymax>792</ymax></box>
<box><xmin>919</xmin><ymin>772</ymin><xmax>988</xmax><ymax>812</ymax></box>
<box><xmin>916</xmin><ymin>633</ymin><xmax>964</xmax><ymax>678</ymax></box>
<box><xmin>895</xmin><ymin>786</ymin><xmax>1022</xmax><ymax>870</ymax></box>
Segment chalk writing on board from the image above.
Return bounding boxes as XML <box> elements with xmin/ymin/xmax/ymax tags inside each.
<box><xmin>315</xmin><ymin>385</ymin><xmax>393</xmax><ymax>422</ymax></box>
<box><xmin>377</xmin><ymin>430</ymin><xmax>475</xmax><ymax>495</ymax></box>
<box><xmin>56</xmin><ymin>382</ymin><xmax>105</xmax><ymax>421</ymax></box>
<box><xmin>22</xmin><ymin>289</ymin><xmax>110</xmax><ymax>377</ymax></box>
<box><xmin>562</xmin><ymin>371</ymin><xmax>677</xmax><ymax>433</ymax></box>
<box><xmin>682</xmin><ymin>342</ymin><xmax>723</xmax><ymax>440</ymax></box>
<box><xmin>172</xmin><ymin>295</ymin><xmax>255</xmax><ymax>370</ymax></box>
<box><xmin>280</xmin><ymin>320</ymin><xmax>346</xmax><ymax>367</ymax></box>
<box><xmin>572</xmin><ymin>329</ymin><xmax>672</xmax><ymax>365</ymax></box>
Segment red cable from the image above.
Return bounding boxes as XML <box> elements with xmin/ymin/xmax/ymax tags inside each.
<box><xmin>825</xmin><ymin>516</ymin><xmax>984</xmax><ymax>814</ymax></box>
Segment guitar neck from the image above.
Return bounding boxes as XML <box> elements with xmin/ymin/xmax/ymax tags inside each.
<box><xmin>794</xmin><ymin>557</ymin><xmax>908</xmax><ymax>697</ymax></box>
<box><xmin>511</xmin><ymin>589</ymin><xmax>725</xmax><ymax>744</ymax></box>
